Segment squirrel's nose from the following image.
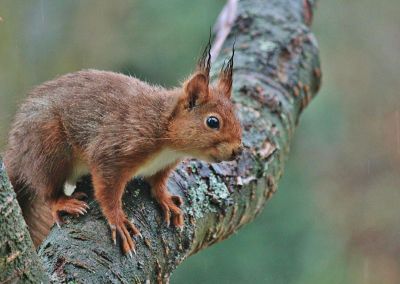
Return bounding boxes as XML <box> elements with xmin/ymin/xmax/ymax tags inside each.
<box><xmin>231</xmin><ymin>145</ymin><xmax>243</xmax><ymax>160</ymax></box>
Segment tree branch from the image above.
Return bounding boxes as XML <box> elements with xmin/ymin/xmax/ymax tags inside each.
<box><xmin>210</xmin><ymin>0</ymin><xmax>238</xmax><ymax>61</ymax></box>
<box><xmin>4</xmin><ymin>0</ymin><xmax>321</xmax><ymax>282</ymax></box>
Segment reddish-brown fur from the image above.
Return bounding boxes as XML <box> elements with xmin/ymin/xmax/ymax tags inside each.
<box><xmin>4</xmin><ymin>43</ymin><xmax>242</xmax><ymax>255</ymax></box>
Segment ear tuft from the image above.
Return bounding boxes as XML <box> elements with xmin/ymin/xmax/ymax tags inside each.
<box><xmin>183</xmin><ymin>73</ymin><xmax>209</xmax><ymax>109</ymax></box>
<box><xmin>218</xmin><ymin>42</ymin><xmax>235</xmax><ymax>98</ymax></box>
<box><xmin>197</xmin><ymin>33</ymin><xmax>212</xmax><ymax>81</ymax></box>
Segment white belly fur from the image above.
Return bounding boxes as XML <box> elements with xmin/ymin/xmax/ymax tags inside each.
<box><xmin>63</xmin><ymin>148</ymin><xmax>185</xmax><ymax>195</ymax></box>
<box><xmin>135</xmin><ymin>148</ymin><xmax>185</xmax><ymax>177</ymax></box>
<box><xmin>64</xmin><ymin>159</ymin><xmax>90</xmax><ymax>196</ymax></box>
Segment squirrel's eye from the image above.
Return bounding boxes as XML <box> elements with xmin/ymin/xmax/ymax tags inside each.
<box><xmin>206</xmin><ymin>116</ymin><xmax>220</xmax><ymax>129</ymax></box>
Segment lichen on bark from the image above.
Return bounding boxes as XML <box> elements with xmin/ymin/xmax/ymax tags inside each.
<box><xmin>1</xmin><ymin>0</ymin><xmax>321</xmax><ymax>282</ymax></box>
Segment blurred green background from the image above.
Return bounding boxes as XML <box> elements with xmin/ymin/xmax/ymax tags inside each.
<box><xmin>1</xmin><ymin>1</ymin><xmax>400</xmax><ymax>283</ymax></box>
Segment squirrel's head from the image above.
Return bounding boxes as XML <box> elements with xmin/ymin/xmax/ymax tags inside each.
<box><xmin>168</xmin><ymin>40</ymin><xmax>242</xmax><ymax>163</ymax></box>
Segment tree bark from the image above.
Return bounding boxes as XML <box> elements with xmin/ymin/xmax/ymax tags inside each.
<box><xmin>2</xmin><ymin>0</ymin><xmax>321</xmax><ymax>282</ymax></box>
<box><xmin>0</xmin><ymin>159</ymin><xmax>48</xmax><ymax>283</ymax></box>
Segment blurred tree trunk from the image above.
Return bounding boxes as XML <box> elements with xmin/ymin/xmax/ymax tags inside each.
<box><xmin>0</xmin><ymin>159</ymin><xmax>48</xmax><ymax>283</ymax></box>
<box><xmin>0</xmin><ymin>0</ymin><xmax>321</xmax><ymax>283</ymax></box>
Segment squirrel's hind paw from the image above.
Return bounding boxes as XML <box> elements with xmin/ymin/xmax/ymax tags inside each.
<box><xmin>50</xmin><ymin>194</ymin><xmax>89</xmax><ymax>225</ymax></box>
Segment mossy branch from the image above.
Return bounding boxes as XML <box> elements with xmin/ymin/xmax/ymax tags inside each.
<box><xmin>0</xmin><ymin>0</ymin><xmax>321</xmax><ymax>282</ymax></box>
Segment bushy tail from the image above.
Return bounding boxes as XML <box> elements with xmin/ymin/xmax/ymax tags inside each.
<box><xmin>8</xmin><ymin>171</ymin><xmax>53</xmax><ymax>247</ymax></box>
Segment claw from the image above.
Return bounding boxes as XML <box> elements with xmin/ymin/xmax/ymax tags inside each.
<box><xmin>110</xmin><ymin>225</ymin><xmax>117</xmax><ymax>245</ymax></box>
<box><xmin>157</xmin><ymin>195</ymin><xmax>184</xmax><ymax>228</ymax></box>
<box><xmin>109</xmin><ymin>216</ymin><xmax>139</xmax><ymax>255</ymax></box>
<box><xmin>125</xmin><ymin>219</ymin><xmax>141</xmax><ymax>236</ymax></box>
<box><xmin>50</xmin><ymin>195</ymin><xmax>89</xmax><ymax>227</ymax></box>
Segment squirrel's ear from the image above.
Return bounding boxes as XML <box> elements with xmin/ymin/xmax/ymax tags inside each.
<box><xmin>217</xmin><ymin>45</ymin><xmax>235</xmax><ymax>98</ymax></box>
<box><xmin>183</xmin><ymin>73</ymin><xmax>209</xmax><ymax>109</ymax></box>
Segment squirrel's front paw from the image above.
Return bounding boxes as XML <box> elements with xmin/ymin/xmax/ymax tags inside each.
<box><xmin>157</xmin><ymin>195</ymin><xmax>184</xmax><ymax>228</ymax></box>
<box><xmin>109</xmin><ymin>214</ymin><xmax>141</xmax><ymax>257</ymax></box>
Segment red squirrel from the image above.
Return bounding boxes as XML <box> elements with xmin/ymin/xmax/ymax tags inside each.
<box><xmin>4</xmin><ymin>42</ymin><xmax>242</xmax><ymax>256</ymax></box>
